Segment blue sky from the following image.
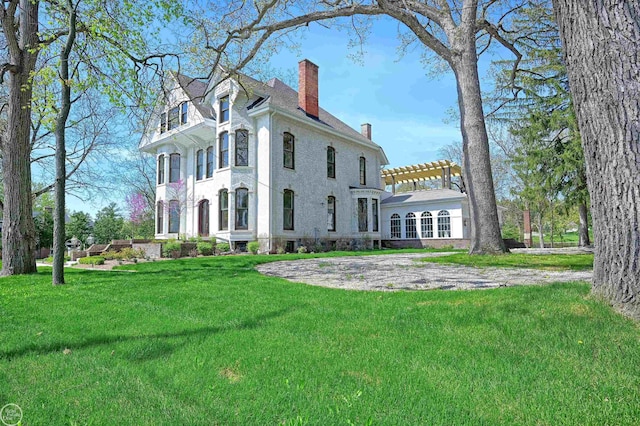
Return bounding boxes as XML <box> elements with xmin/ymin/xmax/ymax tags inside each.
<box><xmin>67</xmin><ymin>17</ymin><xmax>504</xmax><ymax>216</ymax></box>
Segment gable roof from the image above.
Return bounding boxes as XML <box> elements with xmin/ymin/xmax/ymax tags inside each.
<box><xmin>228</xmin><ymin>72</ymin><xmax>384</xmax><ymax>151</ymax></box>
<box><xmin>172</xmin><ymin>72</ymin><xmax>215</xmax><ymax>119</ymax></box>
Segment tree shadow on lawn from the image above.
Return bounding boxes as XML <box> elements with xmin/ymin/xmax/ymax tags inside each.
<box><xmin>0</xmin><ymin>305</ymin><xmax>299</xmax><ymax>361</ymax></box>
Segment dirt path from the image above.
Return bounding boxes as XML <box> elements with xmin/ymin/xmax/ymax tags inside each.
<box><xmin>256</xmin><ymin>252</ymin><xmax>592</xmax><ymax>291</ymax></box>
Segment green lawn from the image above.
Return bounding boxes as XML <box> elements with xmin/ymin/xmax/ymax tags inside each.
<box><xmin>1</xmin><ymin>253</ymin><xmax>638</xmax><ymax>425</ymax></box>
<box><xmin>419</xmin><ymin>252</ymin><xmax>594</xmax><ymax>271</ymax></box>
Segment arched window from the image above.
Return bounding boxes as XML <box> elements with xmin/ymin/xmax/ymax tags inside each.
<box><xmin>198</xmin><ymin>200</ymin><xmax>210</xmax><ymax>236</ymax></box>
<box><xmin>169</xmin><ymin>153</ymin><xmax>180</xmax><ymax>183</ymax></box>
<box><xmin>219</xmin><ymin>132</ymin><xmax>229</xmax><ymax>168</ymax></box>
<box><xmin>235</xmin><ymin>188</ymin><xmax>248</xmax><ymax>230</ymax></box>
<box><xmin>327</xmin><ymin>196</ymin><xmax>336</xmax><ymax>232</ymax></box>
<box><xmin>283</xmin><ymin>189</ymin><xmax>294</xmax><ymax>230</ymax></box>
<box><xmin>283</xmin><ymin>132</ymin><xmax>295</xmax><ymax>169</ymax></box>
<box><xmin>157</xmin><ymin>155</ymin><xmax>165</xmax><ymax>185</ymax></box>
<box><xmin>438</xmin><ymin>210</ymin><xmax>451</xmax><ymax>238</ymax></box>
<box><xmin>206</xmin><ymin>146</ymin><xmax>214</xmax><ymax>178</ymax></box>
<box><xmin>168</xmin><ymin>200</ymin><xmax>180</xmax><ymax>234</ymax></box>
<box><xmin>327</xmin><ymin>146</ymin><xmax>335</xmax><ymax>178</ymax></box>
<box><xmin>196</xmin><ymin>149</ymin><xmax>204</xmax><ymax>181</ymax></box>
<box><xmin>421</xmin><ymin>212</ymin><xmax>433</xmax><ymax>238</ymax></box>
<box><xmin>390</xmin><ymin>214</ymin><xmax>401</xmax><ymax>238</ymax></box>
<box><xmin>219</xmin><ymin>189</ymin><xmax>228</xmax><ymax>231</ymax></box>
<box><xmin>235</xmin><ymin>129</ymin><xmax>249</xmax><ymax>166</ymax></box>
<box><xmin>156</xmin><ymin>201</ymin><xmax>164</xmax><ymax>234</ymax></box>
<box><xmin>406</xmin><ymin>213</ymin><xmax>417</xmax><ymax>238</ymax></box>
<box><xmin>359</xmin><ymin>156</ymin><xmax>366</xmax><ymax>185</ymax></box>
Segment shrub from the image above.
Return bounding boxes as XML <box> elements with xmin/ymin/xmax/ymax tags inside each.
<box><xmin>162</xmin><ymin>240</ymin><xmax>182</xmax><ymax>258</ymax></box>
<box><xmin>102</xmin><ymin>250</ymin><xmax>122</xmax><ymax>260</ymax></box>
<box><xmin>78</xmin><ymin>256</ymin><xmax>105</xmax><ymax>265</ymax></box>
<box><xmin>297</xmin><ymin>246</ymin><xmax>308</xmax><ymax>254</ymax></box>
<box><xmin>196</xmin><ymin>242</ymin><xmax>213</xmax><ymax>256</ymax></box>
<box><xmin>119</xmin><ymin>247</ymin><xmax>145</xmax><ymax>260</ymax></box>
<box><xmin>247</xmin><ymin>241</ymin><xmax>260</xmax><ymax>254</ymax></box>
<box><xmin>217</xmin><ymin>242</ymin><xmax>230</xmax><ymax>253</ymax></box>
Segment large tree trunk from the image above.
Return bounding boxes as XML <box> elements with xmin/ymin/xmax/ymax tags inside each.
<box><xmin>0</xmin><ymin>0</ymin><xmax>40</xmax><ymax>276</ymax></box>
<box><xmin>553</xmin><ymin>0</ymin><xmax>640</xmax><ymax>316</ymax></box>
<box><xmin>577</xmin><ymin>202</ymin><xmax>590</xmax><ymax>247</ymax></box>
<box><xmin>452</xmin><ymin>45</ymin><xmax>506</xmax><ymax>255</ymax></box>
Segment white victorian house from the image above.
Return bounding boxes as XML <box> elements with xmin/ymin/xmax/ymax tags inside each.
<box><xmin>140</xmin><ymin>60</ymin><xmax>390</xmax><ymax>252</ymax></box>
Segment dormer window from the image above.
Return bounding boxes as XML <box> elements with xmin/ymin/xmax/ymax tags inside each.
<box><xmin>220</xmin><ymin>96</ymin><xmax>229</xmax><ymax>122</ymax></box>
<box><xmin>180</xmin><ymin>102</ymin><xmax>188</xmax><ymax>124</ymax></box>
<box><xmin>160</xmin><ymin>113</ymin><xmax>167</xmax><ymax>134</ymax></box>
<box><xmin>168</xmin><ymin>106</ymin><xmax>180</xmax><ymax>130</ymax></box>
<box><xmin>159</xmin><ymin>101</ymin><xmax>189</xmax><ymax>134</ymax></box>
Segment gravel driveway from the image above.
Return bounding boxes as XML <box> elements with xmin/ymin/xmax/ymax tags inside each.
<box><xmin>256</xmin><ymin>252</ymin><xmax>592</xmax><ymax>291</ymax></box>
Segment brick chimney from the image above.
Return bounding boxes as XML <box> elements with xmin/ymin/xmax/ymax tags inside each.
<box><xmin>298</xmin><ymin>59</ymin><xmax>319</xmax><ymax>118</ymax></box>
<box><xmin>361</xmin><ymin>123</ymin><xmax>372</xmax><ymax>140</ymax></box>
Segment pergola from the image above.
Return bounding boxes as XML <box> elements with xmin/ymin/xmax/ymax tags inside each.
<box><xmin>381</xmin><ymin>160</ymin><xmax>462</xmax><ymax>194</ymax></box>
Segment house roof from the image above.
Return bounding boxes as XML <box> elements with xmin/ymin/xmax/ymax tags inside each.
<box><xmin>237</xmin><ymin>74</ymin><xmax>382</xmax><ymax>148</ymax></box>
<box><xmin>172</xmin><ymin>72</ymin><xmax>215</xmax><ymax>119</ymax></box>
<box><xmin>381</xmin><ymin>160</ymin><xmax>462</xmax><ymax>185</ymax></box>
<box><xmin>380</xmin><ymin>188</ymin><xmax>466</xmax><ymax>205</ymax></box>
<box><xmin>170</xmin><ymin>66</ymin><xmax>388</xmax><ymax>163</ymax></box>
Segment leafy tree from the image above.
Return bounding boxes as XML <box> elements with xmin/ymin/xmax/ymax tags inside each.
<box><xmin>93</xmin><ymin>203</ymin><xmax>125</xmax><ymax>244</ymax></box>
<box><xmin>65</xmin><ymin>211</ymin><xmax>93</xmax><ymax>245</ymax></box>
<box><xmin>552</xmin><ymin>0</ymin><xmax>640</xmax><ymax>316</ymax></box>
<box><xmin>493</xmin><ymin>2</ymin><xmax>589</xmax><ymax>247</ymax></box>
<box><xmin>188</xmin><ymin>0</ymin><xmax>536</xmax><ymax>254</ymax></box>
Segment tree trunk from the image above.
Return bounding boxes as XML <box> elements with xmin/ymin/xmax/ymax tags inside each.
<box><xmin>452</xmin><ymin>45</ymin><xmax>506</xmax><ymax>255</ymax></box>
<box><xmin>53</xmin><ymin>0</ymin><xmax>77</xmax><ymax>285</ymax></box>
<box><xmin>577</xmin><ymin>202</ymin><xmax>590</xmax><ymax>247</ymax></box>
<box><xmin>537</xmin><ymin>213</ymin><xmax>545</xmax><ymax>248</ymax></box>
<box><xmin>553</xmin><ymin>0</ymin><xmax>640</xmax><ymax>316</ymax></box>
<box><xmin>0</xmin><ymin>0</ymin><xmax>40</xmax><ymax>276</ymax></box>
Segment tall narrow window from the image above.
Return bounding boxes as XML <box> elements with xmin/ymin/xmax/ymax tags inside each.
<box><xmin>406</xmin><ymin>213</ymin><xmax>417</xmax><ymax>238</ymax></box>
<box><xmin>390</xmin><ymin>214</ymin><xmax>401</xmax><ymax>238</ymax></box>
<box><xmin>327</xmin><ymin>146</ymin><xmax>335</xmax><ymax>178</ymax></box>
<box><xmin>220</xmin><ymin>96</ymin><xmax>229</xmax><ymax>122</ymax></box>
<box><xmin>157</xmin><ymin>155</ymin><xmax>165</xmax><ymax>185</ymax></box>
<box><xmin>156</xmin><ymin>201</ymin><xmax>164</xmax><ymax>234</ymax></box>
<box><xmin>198</xmin><ymin>200</ymin><xmax>209</xmax><ymax>236</ymax></box>
<box><xmin>372</xmin><ymin>199</ymin><xmax>379</xmax><ymax>232</ymax></box>
<box><xmin>359</xmin><ymin>156</ymin><xmax>366</xmax><ymax>185</ymax></box>
<box><xmin>196</xmin><ymin>150</ymin><xmax>204</xmax><ymax>181</ymax></box>
<box><xmin>206</xmin><ymin>146</ymin><xmax>214</xmax><ymax>178</ymax></box>
<box><xmin>160</xmin><ymin>112</ymin><xmax>167</xmax><ymax>133</ymax></box>
<box><xmin>169</xmin><ymin>153</ymin><xmax>180</xmax><ymax>183</ymax></box>
<box><xmin>235</xmin><ymin>188</ymin><xmax>248</xmax><ymax>230</ymax></box>
<box><xmin>283</xmin><ymin>189</ymin><xmax>294</xmax><ymax>230</ymax></box>
<box><xmin>327</xmin><ymin>196</ymin><xmax>336</xmax><ymax>231</ymax></box>
<box><xmin>235</xmin><ymin>129</ymin><xmax>249</xmax><ymax>166</ymax></box>
<box><xmin>219</xmin><ymin>132</ymin><xmax>229</xmax><ymax>168</ymax></box>
<box><xmin>168</xmin><ymin>106</ymin><xmax>179</xmax><ymax>130</ymax></box>
<box><xmin>180</xmin><ymin>101</ymin><xmax>188</xmax><ymax>124</ymax></box>
<box><xmin>421</xmin><ymin>212</ymin><xmax>433</xmax><ymax>238</ymax></box>
<box><xmin>438</xmin><ymin>210</ymin><xmax>451</xmax><ymax>238</ymax></box>
<box><xmin>168</xmin><ymin>200</ymin><xmax>180</xmax><ymax>233</ymax></box>
<box><xmin>283</xmin><ymin>132</ymin><xmax>295</xmax><ymax>169</ymax></box>
<box><xmin>357</xmin><ymin>198</ymin><xmax>368</xmax><ymax>232</ymax></box>
<box><xmin>219</xmin><ymin>189</ymin><xmax>228</xmax><ymax>231</ymax></box>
